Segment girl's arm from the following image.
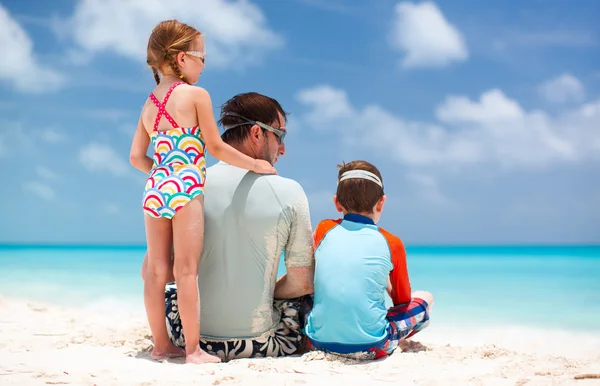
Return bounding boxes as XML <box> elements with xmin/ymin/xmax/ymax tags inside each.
<box><xmin>129</xmin><ymin>116</ymin><xmax>153</xmax><ymax>173</ymax></box>
<box><xmin>192</xmin><ymin>87</ymin><xmax>277</xmax><ymax>175</ymax></box>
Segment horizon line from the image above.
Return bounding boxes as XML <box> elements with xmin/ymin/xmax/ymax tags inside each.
<box><xmin>1</xmin><ymin>242</ymin><xmax>599</xmax><ymax>249</ymax></box>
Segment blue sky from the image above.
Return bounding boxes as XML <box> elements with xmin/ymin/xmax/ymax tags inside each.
<box><xmin>1</xmin><ymin>0</ymin><xmax>599</xmax><ymax>245</ymax></box>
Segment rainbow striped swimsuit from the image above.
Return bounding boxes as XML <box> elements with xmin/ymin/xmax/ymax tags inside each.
<box><xmin>142</xmin><ymin>81</ymin><xmax>207</xmax><ymax>219</ymax></box>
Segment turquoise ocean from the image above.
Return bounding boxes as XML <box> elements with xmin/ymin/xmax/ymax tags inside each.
<box><xmin>1</xmin><ymin>244</ymin><xmax>600</xmax><ymax>334</ymax></box>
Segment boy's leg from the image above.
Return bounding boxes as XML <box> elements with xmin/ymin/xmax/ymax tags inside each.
<box><xmin>412</xmin><ymin>290</ymin><xmax>434</xmax><ymax>308</ymax></box>
<box><xmin>387</xmin><ymin>291</ymin><xmax>433</xmax><ymax>342</ymax></box>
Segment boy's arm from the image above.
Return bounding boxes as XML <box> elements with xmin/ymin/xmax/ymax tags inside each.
<box><xmin>379</xmin><ymin>228</ymin><xmax>412</xmax><ymax>305</ymax></box>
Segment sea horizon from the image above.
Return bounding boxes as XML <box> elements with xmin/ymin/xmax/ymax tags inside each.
<box><xmin>2</xmin><ymin>242</ymin><xmax>599</xmax><ymax>249</ymax></box>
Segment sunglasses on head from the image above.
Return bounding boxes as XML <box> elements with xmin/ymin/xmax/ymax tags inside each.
<box><xmin>222</xmin><ymin>112</ymin><xmax>286</xmax><ymax>144</ymax></box>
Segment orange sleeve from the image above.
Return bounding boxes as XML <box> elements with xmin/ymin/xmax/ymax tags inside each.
<box><xmin>378</xmin><ymin>228</ymin><xmax>412</xmax><ymax>305</ymax></box>
<box><xmin>313</xmin><ymin>219</ymin><xmax>342</xmax><ymax>250</ymax></box>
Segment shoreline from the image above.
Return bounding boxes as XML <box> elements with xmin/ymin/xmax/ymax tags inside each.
<box><xmin>4</xmin><ymin>290</ymin><xmax>600</xmax><ymax>338</ymax></box>
<box><xmin>1</xmin><ymin>296</ymin><xmax>600</xmax><ymax>385</ymax></box>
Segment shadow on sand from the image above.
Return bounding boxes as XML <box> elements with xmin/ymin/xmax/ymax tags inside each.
<box><xmin>398</xmin><ymin>340</ymin><xmax>429</xmax><ymax>353</ymax></box>
<box><xmin>127</xmin><ymin>335</ymin><xmax>430</xmax><ymax>366</ymax></box>
<box><xmin>127</xmin><ymin>335</ymin><xmax>187</xmax><ymax>364</ymax></box>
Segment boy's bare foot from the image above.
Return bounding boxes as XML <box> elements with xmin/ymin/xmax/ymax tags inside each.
<box><xmin>185</xmin><ymin>346</ymin><xmax>222</xmax><ymax>364</ymax></box>
<box><xmin>151</xmin><ymin>343</ymin><xmax>185</xmax><ymax>360</ymax></box>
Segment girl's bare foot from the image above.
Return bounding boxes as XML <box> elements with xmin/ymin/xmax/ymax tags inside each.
<box><xmin>151</xmin><ymin>343</ymin><xmax>185</xmax><ymax>360</ymax></box>
<box><xmin>185</xmin><ymin>346</ymin><xmax>222</xmax><ymax>364</ymax></box>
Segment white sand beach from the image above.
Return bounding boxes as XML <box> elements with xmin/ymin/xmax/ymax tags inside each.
<box><xmin>1</xmin><ymin>296</ymin><xmax>600</xmax><ymax>386</ymax></box>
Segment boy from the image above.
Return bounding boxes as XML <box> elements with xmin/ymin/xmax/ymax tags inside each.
<box><xmin>304</xmin><ymin>160</ymin><xmax>433</xmax><ymax>360</ymax></box>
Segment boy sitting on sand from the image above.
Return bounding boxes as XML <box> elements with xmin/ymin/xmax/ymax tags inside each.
<box><xmin>304</xmin><ymin>160</ymin><xmax>434</xmax><ymax>360</ymax></box>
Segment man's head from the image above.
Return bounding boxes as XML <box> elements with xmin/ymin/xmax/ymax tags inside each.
<box><xmin>334</xmin><ymin>160</ymin><xmax>386</xmax><ymax>223</ymax></box>
<box><xmin>218</xmin><ymin>92</ymin><xmax>288</xmax><ymax>165</ymax></box>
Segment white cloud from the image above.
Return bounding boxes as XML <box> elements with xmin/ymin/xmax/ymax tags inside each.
<box><xmin>23</xmin><ymin>181</ymin><xmax>55</xmax><ymax>201</ymax></box>
<box><xmin>295</xmin><ymin>85</ymin><xmax>600</xmax><ymax>170</ymax></box>
<box><xmin>40</xmin><ymin>129</ymin><xmax>67</xmax><ymax>143</ymax></box>
<box><xmin>406</xmin><ymin>172</ymin><xmax>447</xmax><ymax>204</ymax></box>
<box><xmin>539</xmin><ymin>73</ymin><xmax>585</xmax><ymax>104</ymax></box>
<box><xmin>389</xmin><ymin>1</ymin><xmax>468</xmax><ymax>69</ymax></box>
<box><xmin>78</xmin><ymin>142</ymin><xmax>130</xmax><ymax>177</ymax></box>
<box><xmin>435</xmin><ymin>89</ymin><xmax>524</xmax><ymax>125</ymax></box>
<box><xmin>0</xmin><ymin>4</ymin><xmax>64</xmax><ymax>92</ymax></box>
<box><xmin>36</xmin><ymin>165</ymin><xmax>60</xmax><ymax>181</ymax></box>
<box><xmin>62</xmin><ymin>0</ymin><xmax>283</xmax><ymax>69</ymax></box>
<box><xmin>63</xmin><ymin>48</ymin><xmax>94</xmax><ymax>66</ymax></box>
<box><xmin>296</xmin><ymin>86</ymin><xmax>354</xmax><ymax>125</ymax></box>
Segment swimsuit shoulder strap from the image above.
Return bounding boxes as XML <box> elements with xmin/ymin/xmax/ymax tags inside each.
<box><xmin>148</xmin><ymin>81</ymin><xmax>186</xmax><ymax>131</ymax></box>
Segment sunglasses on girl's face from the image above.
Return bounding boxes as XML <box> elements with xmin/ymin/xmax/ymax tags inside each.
<box><xmin>185</xmin><ymin>50</ymin><xmax>205</xmax><ymax>64</ymax></box>
<box><xmin>222</xmin><ymin>112</ymin><xmax>287</xmax><ymax>144</ymax></box>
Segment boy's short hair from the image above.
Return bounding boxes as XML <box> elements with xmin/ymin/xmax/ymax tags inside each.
<box><xmin>336</xmin><ymin>160</ymin><xmax>384</xmax><ymax>214</ymax></box>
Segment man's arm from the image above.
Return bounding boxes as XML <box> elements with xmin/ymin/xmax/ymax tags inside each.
<box><xmin>274</xmin><ymin>183</ymin><xmax>315</xmax><ymax>299</ymax></box>
<box><xmin>274</xmin><ymin>265</ymin><xmax>314</xmax><ymax>299</ymax></box>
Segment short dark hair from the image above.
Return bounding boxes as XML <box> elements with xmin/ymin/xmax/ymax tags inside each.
<box><xmin>336</xmin><ymin>160</ymin><xmax>384</xmax><ymax>214</ymax></box>
<box><xmin>218</xmin><ymin>92</ymin><xmax>288</xmax><ymax>145</ymax></box>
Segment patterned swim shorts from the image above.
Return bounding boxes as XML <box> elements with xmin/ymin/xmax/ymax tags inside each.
<box><xmin>164</xmin><ymin>283</ymin><xmax>313</xmax><ymax>361</ymax></box>
<box><xmin>307</xmin><ymin>297</ymin><xmax>431</xmax><ymax>361</ymax></box>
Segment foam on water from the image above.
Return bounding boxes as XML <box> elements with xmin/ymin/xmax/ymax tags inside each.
<box><xmin>80</xmin><ymin>296</ymin><xmax>146</xmax><ymax>317</ymax></box>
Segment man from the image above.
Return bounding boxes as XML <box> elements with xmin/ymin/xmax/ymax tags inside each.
<box><xmin>162</xmin><ymin>92</ymin><xmax>315</xmax><ymax>361</ymax></box>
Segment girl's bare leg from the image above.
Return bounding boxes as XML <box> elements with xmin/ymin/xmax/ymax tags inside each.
<box><xmin>172</xmin><ymin>195</ymin><xmax>221</xmax><ymax>364</ymax></box>
<box><xmin>141</xmin><ymin>250</ymin><xmax>175</xmax><ymax>283</ymax></box>
<box><xmin>143</xmin><ymin>215</ymin><xmax>185</xmax><ymax>360</ymax></box>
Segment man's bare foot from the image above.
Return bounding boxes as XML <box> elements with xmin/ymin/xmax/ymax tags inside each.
<box><xmin>185</xmin><ymin>346</ymin><xmax>222</xmax><ymax>364</ymax></box>
<box><xmin>151</xmin><ymin>343</ymin><xmax>185</xmax><ymax>360</ymax></box>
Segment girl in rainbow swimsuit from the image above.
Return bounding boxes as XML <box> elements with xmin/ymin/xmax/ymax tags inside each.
<box><xmin>129</xmin><ymin>20</ymin><xmax>276</xmax><ymax>364</ymax></box>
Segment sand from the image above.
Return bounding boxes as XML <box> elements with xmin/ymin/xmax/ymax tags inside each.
<box><xmin>1</xmin><ymin>296</ymin><xmax>600</xmax><ymax>386</ymax></box>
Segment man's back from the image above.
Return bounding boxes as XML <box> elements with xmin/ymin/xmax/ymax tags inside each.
<box><xmin>197</xmin><ymin>161</ymin><xmax>313</xmax><ymax>339</ymax></box>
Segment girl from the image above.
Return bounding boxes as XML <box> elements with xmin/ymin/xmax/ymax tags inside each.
<box><xmin>129</xmin><ymin>19</ymin><xmax>277</xmax><ymax>364</ymax></box>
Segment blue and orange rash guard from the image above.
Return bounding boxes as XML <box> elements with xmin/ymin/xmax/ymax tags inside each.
<box><xmin>304</xmin><ymin>213</ymin><xmax>412</xmax><ymax>353</ymax></box>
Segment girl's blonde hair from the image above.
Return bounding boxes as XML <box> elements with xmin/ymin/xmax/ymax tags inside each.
<box><xmin>146</xmin><ymin>20</ymin><xmax>201</xmax><ymax>84</ymax></box>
